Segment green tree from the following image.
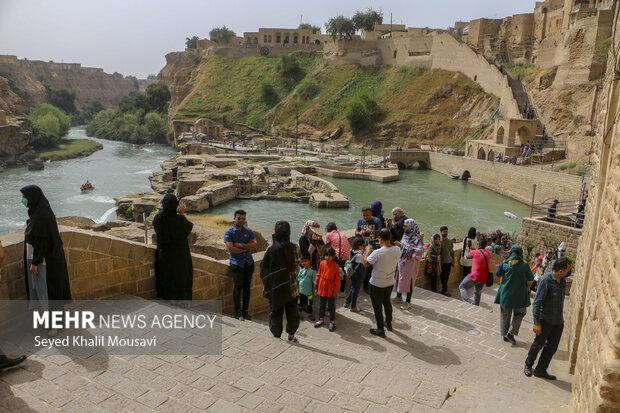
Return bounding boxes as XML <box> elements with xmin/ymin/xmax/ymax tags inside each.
<box><xmin>325</xmin><ymin>16</ymin><xmax>355</xmax><ymax>40</ymax></box>
<box><xmin>295</xmin><ymin>79</ymin><xmax>320</xmax><ymax>100</ymax></box>
<box><xmin>352</xmin><ymin>9</ymin><xmax>383</xmax><ymax>32</ymax></box>
<box><xmin>185</xmin><ymin>36</ymin><xmax>199</xmax><ymax>49</ymax></box>
<box><xmin>260</xmin><ymin>82</ymin><xmax>279</xmax><ymax>106</ymax></box>
<box><xmin>298</xmin><ymin>23</ymin><xmax>321</xmax><ymax>33</ymax></box>
<box><xmin>29</xmin><ymin>103</ymin><xmax>71</xmax><ymax>148</ymax></box>
<box><xmin>145</xmin><ymin>82</ymin><xmax>171</xmax><ymax>113</ymax></box>
<box><xmin>209</xmin><ymin>26</ymin><xmax>236</xmax><ymax>44</ymax></box>
<box><xmin>143</xmin><ymin>111</ymin><xmax>168</xmax><ymax>143</ymax></box>
<box><xmin>119</xmin><ymin>91</ymin><xmax>149</xmax><ymax>113</ymax></box>
<box><xmin>346</xmin><ymin>95</ymin><xmax>385</xmax><ymax>135</ymax></box>
<box><xmin>47</xmin><ymin>88</ymin><xmax>76</xmax><ymax>114</ymax></box>
<box><xmin>278</xmin><ymin>54</ymin><xmax>305</xmax><ymax>88</ymax></box>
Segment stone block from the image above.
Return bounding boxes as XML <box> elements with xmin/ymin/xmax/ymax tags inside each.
<box><xmin>88</xmin><ymin>235</ymin><xmax>112</xmax><ymax>255</ymax></box>
<box><xmin>137</xmin><ymin>277</ymin><xmax>156</xmax><ymax>293</ymax></box>
<box><xmin>66</xmin><ymin>232</ymin><xmax>91</xmax><ymax>249</ymax></box>
<box><xmin>109</xmin><ymin>239</ymin><xmax>133</xmax><ymax>259</ymax></box>
<box><xmin>181</xmin><ymin>193</ymin><xmax>210</xmax><ymax>213</ymax></box>
<box><xmin>96</xmin><ymin>257</ymin><xmax>113</xmax><ymax>274</ymax></box>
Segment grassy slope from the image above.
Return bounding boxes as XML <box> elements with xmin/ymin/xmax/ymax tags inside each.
<box><xmin>36</xmin><ymin>138</ymin><xmax>103</xmax><ymax>161</ymax></box>
<box><xmin>174</xmin><ymin>52</ymin><xmax>496</xmax><ymax>143</ymax></box>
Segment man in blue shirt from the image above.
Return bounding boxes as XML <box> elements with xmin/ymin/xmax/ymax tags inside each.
<box><xmin>524</xmin><ymin>257</ymin><xmax>571</xmax><ymax>380</ymax></box>
<box><xmin>224</xmin><ymin>210</ymin><xmax>257</xmax><ymax>320</ymax></box>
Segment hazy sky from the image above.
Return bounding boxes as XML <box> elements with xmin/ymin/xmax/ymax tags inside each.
<box><xmin>0</xmin><ymin>0</ymin><xmax>535</xmax><ymax>78</ymax></box>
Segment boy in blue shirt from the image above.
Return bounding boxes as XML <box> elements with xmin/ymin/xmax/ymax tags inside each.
<box><xmin>297</xmin><ymin>257</ymin><xmax>316</xmax><ymax>321</ymax></box>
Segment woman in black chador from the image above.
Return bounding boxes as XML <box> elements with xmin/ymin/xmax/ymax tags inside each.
<box><xmin>20</xmin><ymin>185</ymin><xmax>71</xmax><ymax>307</ymax></box>
<box><xmin>152</xmin><ymin>194</ymin><xmax>194</xmax><ymax>300</ymax></box>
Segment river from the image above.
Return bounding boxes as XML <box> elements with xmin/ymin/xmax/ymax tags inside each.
<box><xmin>0</xmin><ymin>128</ymin><xmax>530</xmax><ymax>239</ymax></box>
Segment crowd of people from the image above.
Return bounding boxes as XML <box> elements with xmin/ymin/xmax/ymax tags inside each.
<box><xmin>0</xmin><ymin>186</ymin><xmax>570</xmax><ymax>381</ymax></box>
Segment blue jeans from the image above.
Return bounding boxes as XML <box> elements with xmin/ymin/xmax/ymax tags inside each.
<box><xmin>345</xmin><ymin>275</ymin><xmax>363</xmax><ymax>308</ymax></box>
<box><xmin>459</xmin><ymin>276</ymin><xmax>484</xmax><ymax>306</ymax></box>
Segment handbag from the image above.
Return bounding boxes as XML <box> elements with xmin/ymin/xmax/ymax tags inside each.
<box><xmin>482</xmin><ymin>251</ymin><xmax>494</xmax><ymax>287</ymax></box>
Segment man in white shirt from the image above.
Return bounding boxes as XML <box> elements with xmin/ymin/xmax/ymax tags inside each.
<box><xmin>0</xmin><ymin>241</ymin><xmax>27</xmax><ymax>371</ymax></box>
<box><xmin>359</xmin><ymin>229</ymin><xmax>401</xmax><ymax>337</ymax></box>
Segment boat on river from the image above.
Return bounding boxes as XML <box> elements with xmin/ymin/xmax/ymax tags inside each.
<box><xmin>80</xmin><ymin>182</ymin><xmax>95</xmax><ymax>193</ymax></box>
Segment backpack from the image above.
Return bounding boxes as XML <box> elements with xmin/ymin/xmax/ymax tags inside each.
<box><xmin>345</xmin><ymin>252</ymin><xmax>361</xmax><ymax>278</ymax></box>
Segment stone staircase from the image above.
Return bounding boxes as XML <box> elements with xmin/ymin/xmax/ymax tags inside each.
<box><xmin>0</xmin><ymin>286</ymin><xmax>572</xmax><ymax>412</ymax></box>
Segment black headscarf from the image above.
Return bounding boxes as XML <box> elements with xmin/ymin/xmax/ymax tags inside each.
<box><xmin>152</xmin><ymin>194</ymin><xmax>193</xmax><ymax>246</ymax></box>
<box><xmin>462</xmin><ymin>226</ymin><xmax>477</xmax><ymax>257</ymax></box>
<box><xmin>261</xmin><ymin>220</ymin><xmax>298</xmax><ymax>310</ymax></box>
<box><xmin>161</xmin><ymin>193</ymin><xmax>179</xmax><ymax>215</ymax></box>
<box><xmin>20</xmin><ymin>185</ymin><xmax>61</xmax><ymax>245</ymax></box>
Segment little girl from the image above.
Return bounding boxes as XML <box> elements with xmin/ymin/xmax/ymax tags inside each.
<box><xmin>314</xmin><ymin>246</ymin><xmax>340</xmax><ymax>332</ymax></box>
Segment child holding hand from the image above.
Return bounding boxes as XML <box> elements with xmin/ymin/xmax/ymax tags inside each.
<box><xmin>314</xmin><ymin>246</ymin><xmax>340</xmax><ymax>332</ymax></box>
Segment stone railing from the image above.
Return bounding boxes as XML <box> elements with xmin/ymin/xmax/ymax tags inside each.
<box><xmin>0</xmin><ymin>227</ymin><xmax>269</xmax><ymax>315</ymax></box>
<box><xmin>1</xmin><ymin>227</ymin><xmax>504</xmax><ymax>317</ymax></box>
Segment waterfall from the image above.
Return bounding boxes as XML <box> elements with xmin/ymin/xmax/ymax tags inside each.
<box><xmin>96</xmin><ymin>207</ymin><xmax>117</xmax><ymax>224</ymax></box>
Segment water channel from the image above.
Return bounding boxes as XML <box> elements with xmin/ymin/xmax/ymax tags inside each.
<box><xmin>0</xmin><ymin>128</ymin><xmax>530</xmax><ymax>239</ymax></box>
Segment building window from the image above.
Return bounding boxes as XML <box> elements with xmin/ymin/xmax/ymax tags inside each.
<box><xmin>393</xmin><ymin>50</ymin><xmax>397</xmax><ymax>59</ymax></box>
<box><xmin>268</xmin><ymin>35</ymin><xmax>272</xmax><ymax>43</ymax></box>
<box><xmin>264</xmin><ymin>35</ymin><xmax>268</xmax><ymax>43</ymax></box>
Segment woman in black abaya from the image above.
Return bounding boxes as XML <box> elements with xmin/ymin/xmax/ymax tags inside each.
<box><xmin>260</xmin><ymin>220</ymin><xmax>300</xmax><ymax>342</ymax></box>
<box><xmin>152</xmin><ymin>194</ymin><xmax>194</xmax><ymax>300</ymax></box>
<box><xmin>20</xmin><ymin>185</ymin><xmax>71</xmax><ymax>308</ymax></box>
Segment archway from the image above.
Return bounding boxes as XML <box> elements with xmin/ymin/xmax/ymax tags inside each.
<box><xmin>393</xmin><ymin>50</ymin><xmax>398</xmax><ymax>59</ymax></box>
<box><xmin>488</xmin><ymin>149</ymin><xmax>496</xmax><ymax>161</ymax></box>
<box><xmin>477</xmin><ymin>147</ymin><xmax>486</xmax><ymax>160</ymax></box>
<box><xmin>396</xmin><ymin>162</ymin><xmax>409</xmax><ymax>170</ymax></box>
<box><xmin>516</xmin><ymin>126</ymin><xmax>532</xmax><ymax>145</ymax></box>
<box><xmin>412</xmin><ymin>160</ymin><xmax>428</xmax><ymax>170</ymax></box>
<box><xmin>496</xmin><ymin>126</ymin><xmax>505</xmax><ymax>144</ymax></box>
<box><xmin>461</xmin><ymin>170</ymin><xmax>471</xmax><ymax>181</ymax></box>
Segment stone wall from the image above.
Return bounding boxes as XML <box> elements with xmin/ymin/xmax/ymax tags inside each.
<box><xmin>427</xmin><ymin>152</ymin><xmax>583</xmax><ymax>204</ymax></box>
<box><xmin>431</xmin><ymin>34</ymin><xmax>521</xmax><ymax>118</ymax></box>
<box><xmin>565</xmin><ymin>16</ymin><xmax>620</xmax><ymax>411</ymax></box>
<box><xmin>0</xmin><ymin>227</ymin><xmax>269</xmax><ymax>315</ymax></box>
<box><xmin>519</xmin><ymin>216</ymin><xmax>582</xmax><ymax>257</ymax></box>
<box><xmin>376</xmin><ymin>36</ymin><xmax>433</xmax><ymax>68</ymax></box>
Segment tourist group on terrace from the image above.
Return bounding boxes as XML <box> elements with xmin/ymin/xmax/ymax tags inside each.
<box><xmin>0</xmin><ymin>185</ymin><xmax>571</xmax><ymax>381</ymax></box>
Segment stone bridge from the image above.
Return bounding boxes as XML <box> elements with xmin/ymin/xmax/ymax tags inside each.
<box><xmin>389</xmin><ymin>150</ymin><xmax>431</xmax><ymax>169</ymax></box>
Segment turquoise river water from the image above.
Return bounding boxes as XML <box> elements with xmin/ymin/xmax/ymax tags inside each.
<box><xmin>0</xmin><ymin>128</ymin><xmax>530</xmax><ymax>239</ymax></box>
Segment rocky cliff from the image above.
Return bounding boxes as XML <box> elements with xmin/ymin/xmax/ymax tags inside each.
<box><xmin>0</xmin><ymin>55</ymin><xmax>138</xmax><ymax>115</ymax></box>
<box><xmin>0</xmin><ymin>119</ymin><xmax>34</xmax><ymax>169</ymax></box>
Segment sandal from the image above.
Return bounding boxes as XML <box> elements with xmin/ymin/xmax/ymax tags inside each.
<box><xmin>314</xmin><ymin>319</ymin><xmax>324</xmax><ymax>328</ymax></box>
<box><xmin>288</xmin><ymin>335</ymin><xmax>298</xmax><ymax>343</ymax></box>
<box><xmin>328</xmin><ymin>322</ymin><xmax>336</xmax><ymax>332</ymax></box>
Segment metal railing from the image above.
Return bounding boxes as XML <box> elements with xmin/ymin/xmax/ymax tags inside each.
<box><xmin>530</xmin><ymin>197</ymin><xmax>584</xmax><ymax>228</ymax></box>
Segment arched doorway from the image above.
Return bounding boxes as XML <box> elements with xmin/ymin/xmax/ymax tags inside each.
<box><xmin>516</xmin><ymin>126</ymin><xmax>531</xmax><ymax>145</ymax></box>
<box><xmin>477</xmin><ymin>148</ymin><xmax>486</xmax><ymax>160</ymax></box>
<box><xmin>488</xmin><ymin>149</ymin><xmax>496</xmax><ymax>161</ymax></box>
<box><xmin>496</xmin><ymin>126</ymin><xmax>505</xmax><ymax>144</ymax></box>
<box><xmin>461</xmin><ymin>170</ymin><xmax>471</xmax><ymax>181</ymax></box>
<box><xmin>412</xmin><ymin>160</ymin><xmax>428</xmax><ymax>170</ymax></box>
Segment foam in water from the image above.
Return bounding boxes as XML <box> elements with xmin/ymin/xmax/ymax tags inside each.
<box><xmin>135</xmin><ymin>170</ymin><xmax>153</xmax><ymax>175</ymax></box>
<box><xmin>67</xmin><ymin>194</ymin><xmax>116</xmax><ymax>204</ymax></box>
<box><xmin>96</xmin><ymin>207</ymin><xmax>118</xmax><ymax>224</ymax></box>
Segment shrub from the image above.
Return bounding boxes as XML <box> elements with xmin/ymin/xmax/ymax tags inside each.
<box><xmin>295</xmin><ymin>79</ymin><xmax>320</xmax><ymax>100</ymax></box>
<box><xmin>279</xmin><ymin>54</ymin><xmax>305</xmax><ymax>88</ymax></box>
<box><xmin>145</xmin><ymin>82</ymin><xmax>171</xmax><ymax>113</ymax></box>
<box><xmin>260</xmin><ymin>82</ymin><xmax>279</xmax><ymax>106</ymax></box>
<box><xmin>346</xmin><ymin>95</ymin><xmax>385</xmax><ymax>135</ymax></box>
<box><xmin>47</xmin><ymin>88</ymin><xmax>76</xmax><ymax>114</ymax></box>
<box><xmin>29</xmin><ymin>103</ymin><xmax>71</xmax><ymax>148</ymax></box>
<box><xmin>86</xmin><ymin>109</ymin><xmax>167</xmax><ymax>144</ymax></box>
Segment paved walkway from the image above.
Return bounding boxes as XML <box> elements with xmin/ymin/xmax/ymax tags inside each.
<box><xmin>0</xmin><ymin>284</ymin><xmax>572</xmax><ymax>412</ymax></box>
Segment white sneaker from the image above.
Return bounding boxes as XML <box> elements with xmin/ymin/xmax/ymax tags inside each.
<box><xmin>400</xmin><ymin>303</ymin><xmax>411</xmax><ymax>310</ymax></box>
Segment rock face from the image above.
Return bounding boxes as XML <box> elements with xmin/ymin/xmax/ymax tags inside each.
<box><xmin>0</xmin><ymin>119</ymin><xmax>34</xmax><ymax>168</ymax></box>
<box><xmin>0</xmin><ymin>55</ymin><xmax>138</xmax><ymax>114</ymax></box>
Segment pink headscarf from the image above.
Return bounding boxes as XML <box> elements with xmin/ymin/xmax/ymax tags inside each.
<box><xmin>301</xmin><ymin>220</ymin><xmax>322</xmax><ymax>240</ymax></box>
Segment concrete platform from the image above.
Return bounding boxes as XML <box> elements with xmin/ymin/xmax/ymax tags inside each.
<box><xmin>308</xmin><ymin>192</ymin><xmax>350</xmax><ymax>208</ymax></box>
<box><xmin>316</xmin><ymin>167</ymin><xmax>400</xmax><ymax>183</ymax></box>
